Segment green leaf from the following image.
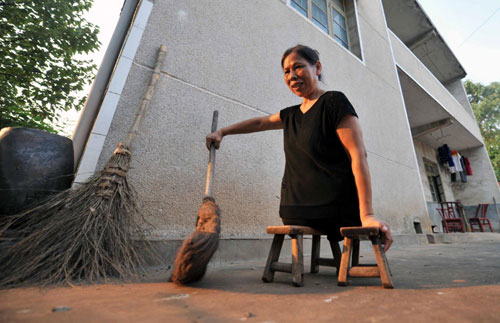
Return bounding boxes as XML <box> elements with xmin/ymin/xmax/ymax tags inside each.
<box><xmin>0</xmin><ymin>0</ymin><xmax>99</xmax><ymax>133</ymax></box>
<box><xmin>465</xmin><ymin>80</ymin><xmax>500</xmax><ymax>181</ymax></box>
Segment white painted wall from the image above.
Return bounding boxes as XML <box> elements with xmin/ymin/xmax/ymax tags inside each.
<box><xmin>77</xmin><ymin>0</ymin><xmax>498</xmax><ymax>245</ymax></box>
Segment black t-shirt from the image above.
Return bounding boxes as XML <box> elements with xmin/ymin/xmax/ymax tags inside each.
<box><xmin>279</xmin><ymin>91</ymin><xmax>360</xmax><ymax>224</ymax></box>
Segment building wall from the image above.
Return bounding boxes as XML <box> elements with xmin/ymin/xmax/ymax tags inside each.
<box><xmin>413</xmin><ymin>139</ymin><xmax>454</xmax><ymax>232</ymax></box>
<box><xmin>454</xmin><ymin>146</ymin><xmax>500</xmax><ymax>204</ymax></box>
<box><xmin>444</xmin><ymin>79</ymin><xmax>475</xmax><ymax>118</ymax></box>
<box><xmin>413</xmin><ymin>139</ymin><xmax>455</xmax><ymax>202</ymax></box>
<box><xmin>389</xmin><ymin>32</ymin><xmax>482</xmax><ymax>142</ymax></box>
<box><xmin>90</xmin><ymin>0</ymin><xmax>430</xmax><ymax>239</ymax></box>
<box><xmin>412</xmin><ymin>138</ymin><xmax>500</xmax><ymax>232</ymax></box>
<box><xmin>389</xmin><ymin>25</ymin><xmax>500</xmax><ymax>231</ymax></box>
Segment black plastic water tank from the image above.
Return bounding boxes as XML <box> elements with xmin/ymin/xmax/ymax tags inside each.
<box><xmin>0</xmin><ymin>127</ymin><xmax>74</xmax><ymax>215</ymax></box>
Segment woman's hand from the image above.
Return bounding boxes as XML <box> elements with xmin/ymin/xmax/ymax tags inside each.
<box><xmin>361</xmin><ymin>214</ymin><xmax>393</xmax><ymax>252</ymax></box>
<box><xmin>206</xmin><ymin>129</ymin><xmax>224</xmax><ymax>150</ymax></box>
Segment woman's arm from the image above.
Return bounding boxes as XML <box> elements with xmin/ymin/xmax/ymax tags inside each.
<box><xmin>336</xmin><ymin>115</ymin><xmax>393</xmax><ymax>252</ymax></box>
<box><xmin>206</xmin><ymin>112</ymin><xmax>282</xmax><ymax>149</ymax></box>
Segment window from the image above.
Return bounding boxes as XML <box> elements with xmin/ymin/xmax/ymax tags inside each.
<box><xmin>291</xmin><ymin>0</ymin><xmax>307</xmax><ymax>17</ymax></box>
<box><xmin>424</xmin><ymin>160</ymin><xmax>445</xmax><ymax>202</ymax></box>
<box><xmin>332</xmin><ymin>2</ymin><xmax>348</xmax><ymax>49</ymax></box>
<box><xmin>288</xmin><ymin>0</ymin><xmax>361</xmax><ymax>58</ymax></box>
<box><xmin>312</xmin><ymin>0</ymin><xmax>328</xmax><ymax>33</ymax></box>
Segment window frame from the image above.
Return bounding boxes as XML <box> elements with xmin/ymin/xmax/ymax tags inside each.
<box><xmin>290</xmin><ymin>0</ymin><xmax>308</xmax><ymax>17</ymax></box>
<box><xmin>311</xmin><ymin>0</ymin><xmax>329</xmax><ymax>33</ymax></box>
<box><xmin>288</xmin><ymin>0</ymin><xmax>351</xmax><ymax>50</ymax></box>
<box><xmin>329</xmin><ymin>0</ymin><xmax>350</xmax><ymax>49</ymax></box>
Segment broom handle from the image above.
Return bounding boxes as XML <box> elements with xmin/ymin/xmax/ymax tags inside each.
<box><xmin>205</xmin><ymin>110</ymin><xmax>218</xmax><ymax>197</ymax></box>
<box><xmin>124</xmin><ymin>44</ymin><xmax>167</xmax><ymax>149</ymax></box>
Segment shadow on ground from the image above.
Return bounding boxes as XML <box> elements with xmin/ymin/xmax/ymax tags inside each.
<box><xmin>146</xmin><ymin>241</ymin><xmax>500</xmax><ymax>294</ymax></box>
<box><xmin>1</xmin><ymin>241</ymin><xmax>499</xmax><ymax>322</ymax></box>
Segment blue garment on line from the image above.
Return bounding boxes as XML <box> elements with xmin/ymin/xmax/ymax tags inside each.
<box><xmin>438</xmin><ymin>144</ymin><xmax>454</xmax><ymax>167</ymax></box>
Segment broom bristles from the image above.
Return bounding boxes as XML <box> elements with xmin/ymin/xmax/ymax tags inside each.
<box><xmin>0</xmin><ymin>143</ymin><xmax>157</xmax><ymax>288</ymax></box>
<box><xmin>171</xmin><ymin>231</ymin><xmax>219</xmax><ymax>284</ymax></box>
<box><xmin>171</xmin><ymin>197</ymin><xmax>221</xmax><ymax>284</ymax></box>
<box><xmin>0</xmin><ymin>46</ymin><xmax>168</xmax><ymax>288</ymax></box>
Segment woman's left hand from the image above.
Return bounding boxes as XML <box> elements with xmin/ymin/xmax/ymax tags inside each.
<box><xmin>361</xmin><ymin>214</ymin><xmax>393</xmax><ymax>252</ymax></box>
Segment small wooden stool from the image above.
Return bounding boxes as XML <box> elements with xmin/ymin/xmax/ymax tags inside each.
<box><xmin>337</xmin><ymin>227</ymin><xmax>394</xmax><ymax>289</ymax></box>
<box><xmin>262</xmin><ymin>225</ymin><xmax>341</xmax><ymax>287</ymax></box>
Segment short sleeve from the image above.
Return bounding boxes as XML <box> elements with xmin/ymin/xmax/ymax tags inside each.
<box><xmin>328</xmin><ymin>92</ymin><xmax>358</xmax><ymax>129</ymax></box>
<box><xmin>279</xmin><ymin>105</ymin><xmax>295</xmax><ymax>123</ymax></box>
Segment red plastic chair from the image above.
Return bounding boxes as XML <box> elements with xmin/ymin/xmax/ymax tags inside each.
<box><xmin>469</xmin><ymin>204</ymin><xmax>493</xmax><ymax>232</ymax></box>
<box><xmin>436</xmin><ymin>202</ymin><xmax>465</xmax><ymax>233</ymax></box>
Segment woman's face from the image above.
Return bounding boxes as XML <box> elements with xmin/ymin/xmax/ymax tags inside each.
<box><xmin>282</xmin><ymin>51</ymin><xmax>322</xmax><ymax>98</ymax></box>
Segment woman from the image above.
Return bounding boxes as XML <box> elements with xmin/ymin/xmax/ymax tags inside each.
<box><xmin>206</xmin><ymin>45</ymin><xmax>393</xmax><ymax>252</ymax></box>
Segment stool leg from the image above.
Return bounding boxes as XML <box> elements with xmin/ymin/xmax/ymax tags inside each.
<box><xmin>328</xmin><ymin>240</ymin><xmax>342</xmax><ymax>274</ymax></box>
<box><xmin>371</xmin><ymin>237</ymin><xmax>394</xmax><ymax>289</ymax></box>
<box><xmin>338</xmin><ymin>237</ymin><xmax>352</xmax><ymax>286</ymax></box>
<box><xmin>352</xmin><ymin>238</ymin><xmax>360</xmax><ymax>266</ymax></box>
<box><xmin>262</xmin><ymin>234</ymin><xmax>284</xmax><ymax>283</ymax></box>
<box><xmin>311</xmin><ymin>235</ymin><xmax>321</xmax><ymax>273</ymax></box>
<box><xmin>291</xmin><ymin>234</ymin><xmax>304</xmax><ymax>287</ymax></box>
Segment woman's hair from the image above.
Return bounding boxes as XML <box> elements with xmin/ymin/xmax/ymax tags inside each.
<box><xmin>281</xmin><ymin>44</ymin><xmax>322</xmax><ymax>81</ymax></box>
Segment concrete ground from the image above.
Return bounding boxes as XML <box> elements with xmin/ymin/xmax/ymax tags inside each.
<box><xmin>1</xmin><ymin>236</ymin><xmax>500</xmax><ymax>322</ymax></box>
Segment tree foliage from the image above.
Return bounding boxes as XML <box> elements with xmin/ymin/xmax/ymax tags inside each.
<box><xmin>0</xmin><ymin>0</ymin><xmax>100</xmax><ymax>133</ymax></box>
<box><xmin>464</xmin><ymin>80</ymin><xmax>500</xmax><ymax>181</ymax></box>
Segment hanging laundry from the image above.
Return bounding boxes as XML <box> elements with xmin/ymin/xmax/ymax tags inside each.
<box><xmin>459</xmin><ymin>156</ymin><xmax>467</xmax><ymax>183</ymax></box>
<box><xmin>451</xmin><ymin>150</ymin><xmax>463</xmax><ymax>173</ymax></box>
<box><xmin>438</xmin><ymin>144</ymin><xmax>456</xmax><ymax>178</ymax></box>
<box><xmin>451</xmin><ymin>173</ymin><xmax>457</xmax><ymax>182</ymax></box>
<box><xmin>437</xmin><ymin>145</ymin><xmax>449</xmax><ymax>164</ymax></box>
<box><xmin>438</xmin><ymin>144</ymin><xmax>454</xmax><ymax>169</ymax></box>
<box><xmin>464</xmin><ymin>156</ymin><xmax>473</xmax><ymax>176</ymax></box>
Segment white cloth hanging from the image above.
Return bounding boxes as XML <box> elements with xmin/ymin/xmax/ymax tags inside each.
<box><xmin>452</xmin><ymin>152</ymin><xmax>463</xmax><ymax>173</ymax></box>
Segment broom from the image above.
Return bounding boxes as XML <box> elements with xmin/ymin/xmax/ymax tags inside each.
<box><xmin>0</xmin><ymin>45</ymin><xmax>167</xmax><ymax>287</ymax></box>
<box><xmin>171</xmin><ymin>110</ymin><xmax>221</xmax><ymax>284</ymax></box>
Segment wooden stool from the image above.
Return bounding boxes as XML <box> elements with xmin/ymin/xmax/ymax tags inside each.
<box><xmin>262</xmin><ymin>225</ymin><xmax>341</xmax><ymax>287</ymax></box>
<box><xmin>337</xmin><ymin>226</ymin><xmax>394</xmax><ymax>289</ymax></box>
